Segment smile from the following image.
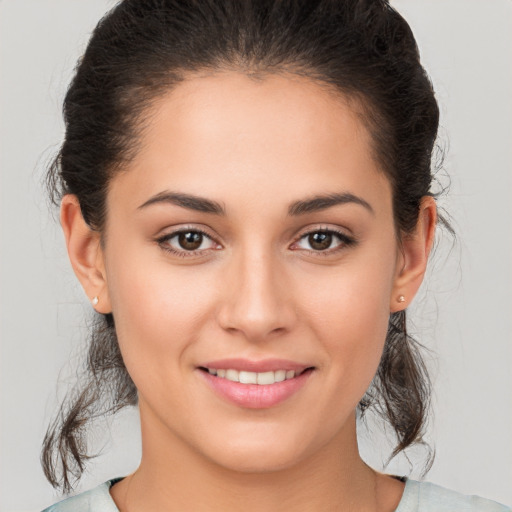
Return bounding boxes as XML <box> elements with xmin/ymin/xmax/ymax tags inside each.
<box><xmin>202</xmin><ymin>368</ymin><xmax>300</xmax><ymax>385</ymax></box>
<box><xmin>198</xmin><ymin>362</ymin><xmax>315</xmax><ymax>409</ymax></box>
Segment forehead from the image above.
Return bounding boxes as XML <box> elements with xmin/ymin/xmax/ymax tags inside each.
<box><xmin>110</xmin><ymin>71</ymin><xmax>391</xmax><ymax>217</ymax></box>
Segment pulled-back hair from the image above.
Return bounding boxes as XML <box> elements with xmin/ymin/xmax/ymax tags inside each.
<box><xmin>43</xmin><ymin>0</ymin><xmax>442</xmax><ymax>493</ymax></box>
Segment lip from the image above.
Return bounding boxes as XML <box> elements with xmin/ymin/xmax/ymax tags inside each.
<box><xmin>199</xmin><ymin>358</ymin><xmax>312</xmax><ymax>373</ymax></box>
<box><xmin>196</xmin><ymin>359</ymin><xmax>315</xmax><ymax>409</ymax></box>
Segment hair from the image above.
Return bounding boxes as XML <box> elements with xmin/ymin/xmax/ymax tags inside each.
<box><xmin>43</xmin><ymin>0</ymin><xmax>445</xmax><ymax>493</ymax></box>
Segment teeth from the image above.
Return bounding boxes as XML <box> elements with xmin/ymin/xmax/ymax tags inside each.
<box><xmin>256</xmin><ymin>371</ymin><xmax>274</xmax><ymax>385</ymax></box>
<box><xmin>225</xmin><ymin>369</ymin><xmax>239</xmax><ymax>382</ymax></box>
<box><xmin>206</xmin><ymin>368</ymin><xmax>299</xmax><ymax>385</ymax></box>
<box><xmin>274</xmin><ymin>370</ymin><xmax>286</xmax><ymax>382</ymax></box>
<box><xmin>239</xmin><ymin>371</ymin><xmax>257</xmax><ymax>384</ymax></box>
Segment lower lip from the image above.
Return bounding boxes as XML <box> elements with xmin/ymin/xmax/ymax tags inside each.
<box><xmin>198</xmin><ymin>369</ymin><xmax>314</xmax><ymax>409</ymax></box>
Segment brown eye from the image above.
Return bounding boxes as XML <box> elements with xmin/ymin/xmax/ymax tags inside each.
<box><xmin>158</xmin><ymin>229</ymin><xmax>217</xmax><ymax>256</ymax></box>
<box><xmin>308</xmin><ymin>232</ymin><xmax>332</xmax><ymax>250</ymax></box>
<box><xmin>293</xmin><ymin>229</ymin><xmax>354</xmax><ymax>254</ymax></box>
<box><xmin>178</xmin><ymin>231</ymin><xmax>204</xmax><ymax>250</ymax></box>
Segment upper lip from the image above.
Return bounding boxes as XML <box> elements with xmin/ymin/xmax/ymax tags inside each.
<box><xmin>199</xmin><ymin>358</ymin><xmax>314</xmax><ymax>373</ymax></box>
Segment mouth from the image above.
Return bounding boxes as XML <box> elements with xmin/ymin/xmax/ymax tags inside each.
<box><xmin>197</xmin><ymin>361</ymin><xmax>316</xmax><ymax>408</ymax></box>
<box><xmin>198</xmin><ymin>366</ymin><xmax>314</xmax><ymax>385</ymax></box>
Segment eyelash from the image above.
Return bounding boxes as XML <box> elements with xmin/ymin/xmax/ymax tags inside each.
<box><xmin>292</xmin><ymin>227</ymin><xmax>357</xmax><ymax>257</ymax></box>
<box><xmin>156</xmin><ymin>227</ymin><xmax>216</xmax><ymax>258</ymax></box>
<box><xmin>156</xmin><ymin>226</ymin><xmax>357</xmax><ymax>258</ymax></box>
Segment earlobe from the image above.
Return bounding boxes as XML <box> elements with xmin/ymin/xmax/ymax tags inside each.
<box><xmin>390</xmin><ymin>196</ymin><xmax>437</xmax><ymax>312</ymax></box>
<box><xmin>60</xmin><ymin>195</ymin><xmax>111</xmax><ymax>313</ymax></box>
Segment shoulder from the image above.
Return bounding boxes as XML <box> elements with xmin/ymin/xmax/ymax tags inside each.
<box><xmin>41</xmin><ymin>478</ymin><xmax>123</xmax><ymax>512</ymax></box>
<box><xmin>396</xmin><ymin>479</ymin><xmax>511</xmax><ymax>512</ymax></box>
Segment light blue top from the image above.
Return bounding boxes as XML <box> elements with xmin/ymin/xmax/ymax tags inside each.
<box><xmin>42</xmin><ymin>476</ymin><xmax>511</xmax><ymax>511</ymax></box>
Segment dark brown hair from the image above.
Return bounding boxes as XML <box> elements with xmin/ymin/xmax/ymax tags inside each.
<box><xmin>43</xmin><ymin>0</ymin><xmax>444</xmax><ymax>493</ymax></box>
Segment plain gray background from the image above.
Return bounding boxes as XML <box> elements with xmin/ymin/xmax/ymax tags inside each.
<box><xmin>1</xmin><ymin>1</ymin><xmax>511</xmax><ymax>511</ymax></box>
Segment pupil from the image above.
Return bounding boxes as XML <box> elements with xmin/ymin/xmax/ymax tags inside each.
<box><xmin>309</xmin><ymin>232</ymin><xmax>332</xmax><ymax>250</ymax></box>
<box><xmin>179</xmin><ymin>232</ymin><xmax>202</xmax><ymax>250</ymax></box>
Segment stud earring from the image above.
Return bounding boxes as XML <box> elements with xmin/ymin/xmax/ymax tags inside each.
<box><xmin>92</xmin><ymin>296</ymin><xmax>99</xmax><ymax>306</ymax></box>
<box><xmin>397</xmin><ymin>295</ymin><xmax>405</xmax><ymax>303</ymax></box>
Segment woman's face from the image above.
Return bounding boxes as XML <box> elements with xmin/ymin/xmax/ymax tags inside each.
<box><xmin>98</xmin><ymin>72</ymin><xmax>408</xmax><ymax>472</ymax></box>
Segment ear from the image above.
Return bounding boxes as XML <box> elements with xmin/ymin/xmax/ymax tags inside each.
<box><xmin>60</xmin><ymin>194</ymin><xmax>112</xmax><ymax>314</ymax></box>
<box><xmin>390</xmin><ymin>196</ymin><xmax>437</xmax><ymax>312</ymax></box>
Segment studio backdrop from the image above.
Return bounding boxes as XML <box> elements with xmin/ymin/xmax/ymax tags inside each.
<box><xmin>0</xmin><ymin>1</ymin><xmax>511</xmax><ymax>511</ymax></box>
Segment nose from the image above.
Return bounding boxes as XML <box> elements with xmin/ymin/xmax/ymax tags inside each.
<box><xmin>216</xmin><ymin>247</ymin><xmax>297</xmax><ymax>342</ymax></box>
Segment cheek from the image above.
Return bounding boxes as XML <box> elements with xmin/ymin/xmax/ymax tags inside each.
<box><xmin>299</xmin><ymin>249</ymin><xmax>396</xmax><ymax>399</ymax></box>
<box><xmin>104</xmin><ymin>245</ymin><xmax>218</xmax><ymax>380</ymax></box>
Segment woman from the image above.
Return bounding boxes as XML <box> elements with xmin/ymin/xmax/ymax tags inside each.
<box><xmin>39</xmin><ymin>1</ymin><xmax>509</xmax><ymax>511</ymax></box>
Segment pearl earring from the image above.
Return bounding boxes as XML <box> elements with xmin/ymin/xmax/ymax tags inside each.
<box><xmin>397</xmin><ymin>295</ymin><xmax>405</xmax><ymax>303</ymax></box>
<box><xmin>92</xmin><ymin>296</ymin><xmax>99</xmax><ymax>306</ymax></box>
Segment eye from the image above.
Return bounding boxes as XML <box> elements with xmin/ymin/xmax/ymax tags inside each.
<box><xmin>293</xmin><ymin>229</ymin><xmax>356</xmax><ymax>254</ymax></box>
<box><xmin>157</xmin><ymin>228</ymin><xmax>219</xmax><ymax>257</ymax></box>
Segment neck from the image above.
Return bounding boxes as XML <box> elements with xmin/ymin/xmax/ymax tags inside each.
<box><xmin>111</xmin><ymin>402</ymin><xmax>400</xmax><ymax>512</ymax></box>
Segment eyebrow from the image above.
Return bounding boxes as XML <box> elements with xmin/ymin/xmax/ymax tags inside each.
<box><xmin>137</xmin><ymin>190</ymin><xmax>374</xmax><ymax>216</ymax></box>
<box><xmin>138</xmin><ymin>191</ymin><xmax>226</xmax><ymax>215</ymax></box>
<box><xmin>287</xmin><ymin>192</ymin><xmax>374</xmax><ymax>216</ymax></box>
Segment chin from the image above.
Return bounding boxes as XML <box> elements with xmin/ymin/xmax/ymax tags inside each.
<box><xmin>198</xmin><ymin>427</ymin><xmax>319</xmax><ymax>474</ymax></box>
<box><xmin>209</xmin><ymin>448</ymin><xmax>303</xmax><ymax>474</ymax></box>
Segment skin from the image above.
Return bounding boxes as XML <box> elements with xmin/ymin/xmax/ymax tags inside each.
<box><xmin>61</xmin><ymin>71</ymin><xmax>436</xmax><ymax>511</ymax></box>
